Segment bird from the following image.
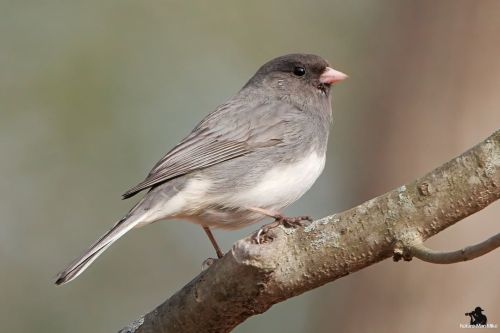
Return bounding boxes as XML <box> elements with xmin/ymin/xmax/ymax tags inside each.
<box><xmin>55</xmin><ymin>53</ymin><xmax>347</xmax><ymax>285</ymax></box>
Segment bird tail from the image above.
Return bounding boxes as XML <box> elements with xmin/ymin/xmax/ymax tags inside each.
<box><xmin>55</xmin><ymin>214</ymin><xmax>142</xmax><ymax>285</ymax></box>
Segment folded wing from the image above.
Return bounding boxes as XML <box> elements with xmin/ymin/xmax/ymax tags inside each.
<box><xmin>122</xmin><ymin>100</ymin><xmax>291</xmax><ymax>199</ymax></box>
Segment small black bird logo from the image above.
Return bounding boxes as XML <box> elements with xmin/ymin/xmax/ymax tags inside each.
<box><xmin>465</xmin><ymin>307</ymin><xmax>487</xmax><ymax>326</ymax></box>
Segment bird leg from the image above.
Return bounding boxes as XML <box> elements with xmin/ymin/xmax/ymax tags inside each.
<box><xmin>202</xmin><ymin>226</ymin><xmax>224</xmax><ymax>259</ymax></box>
<box><xmin>248</xmin><ymin>207</ymin><xmax>313</xmax><ymax>244</ymax></box>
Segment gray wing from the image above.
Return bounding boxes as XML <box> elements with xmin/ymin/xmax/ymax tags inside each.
<box><xmin>122</xmin><ymin>99</ymin><xmax>291</xmax><ymax>199</ymax></box>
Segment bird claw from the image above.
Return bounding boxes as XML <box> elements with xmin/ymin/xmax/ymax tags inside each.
<box><xmin>201</xmin><ymin>257</ymin><xmax>218</xmax><ymax>271</ymax></box>
<box><xmin>255</xmin><ymin>228</ymin><xmax>264</xmax><ymax>244</ymax></box>
<box><xmin>277</xmin><ymin>215</ymin><xmax>313</xmax><ymax>228</ymax></box>
<box><xmin>253</xmin><ymin>215</ymin><xmax>313</xmax><ymax>244</ymax></box>
<box><xmin>254</xmin><ymin>224</ymin><xmax>277</xmax><ymax>244</ymax></box>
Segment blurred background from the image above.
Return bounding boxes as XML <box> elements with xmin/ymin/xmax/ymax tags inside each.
<box><xmin>1</xmin><ymin>0</ymin><xmax>499</xmax><ymax>332</ymax></box>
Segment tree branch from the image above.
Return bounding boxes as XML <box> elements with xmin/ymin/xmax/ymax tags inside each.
<box><xmin>119</xmin><ymin>130</ymin><xmax>500</xmax><ymax>333</ymax></box>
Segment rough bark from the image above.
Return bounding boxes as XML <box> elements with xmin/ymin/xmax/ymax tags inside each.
<box><xmin>119</xmin><ymin>130</ymin><xmax>500</xmax><ymax>333</ymax></box>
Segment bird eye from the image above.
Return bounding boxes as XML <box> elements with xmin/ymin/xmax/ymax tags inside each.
<box><xmin>293</xmin><ymin>66</ymin><xmax>306</xmax><ymax>76</ymax></box>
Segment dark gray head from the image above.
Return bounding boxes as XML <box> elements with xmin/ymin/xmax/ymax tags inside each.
<box><xmin>242</xmin><ymin>54</ymin><xmax>347</xmax><ymax>109</ymax></box>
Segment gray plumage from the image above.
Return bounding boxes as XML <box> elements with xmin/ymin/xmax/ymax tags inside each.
<box><xmin>55</xmin><ymin>53</ymin><xmax>345</xmax><ymax>285</ymax></box>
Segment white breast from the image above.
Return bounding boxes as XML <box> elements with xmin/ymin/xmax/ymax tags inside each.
<box><xmin>228</xmin><ymin>151</ymin><xmax>326</xmax><ymax>210</ymax></box>
<box><xmin>139</xmin><ymin>151</ymin><xmax>326</xmax><ymax>227</ymax></box>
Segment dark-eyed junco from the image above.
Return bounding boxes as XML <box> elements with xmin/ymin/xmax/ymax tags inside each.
<box><xmin>55</xmin><ymin>53</ymin><xmax>347</xmax><ymax>285</ymax></box>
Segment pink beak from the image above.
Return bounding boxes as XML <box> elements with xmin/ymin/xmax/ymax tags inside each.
<box><xmin>319</xmin><ymin>67</ymin><xmax>348</xmax><ymax>84</ymax></box>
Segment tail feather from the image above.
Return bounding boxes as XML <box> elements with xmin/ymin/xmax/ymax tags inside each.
<box><xmin>55</xmin><ymin>215</ymin><xmax>141</xmax><ymax>285</ymax></box>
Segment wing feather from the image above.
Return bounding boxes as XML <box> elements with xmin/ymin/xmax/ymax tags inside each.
<box><xmin>122</xmin><ymin>100</ymin><xmax>290</xmax><ymax>199</ymax></box>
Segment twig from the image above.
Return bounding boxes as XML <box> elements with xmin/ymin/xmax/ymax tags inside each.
<box><xmin>404</xmin><ymin>233</ymin><xmax>500</xmax><ymax>264</ymax></box>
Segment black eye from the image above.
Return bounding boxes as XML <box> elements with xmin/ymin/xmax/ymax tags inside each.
<box><xmin>293</xmin><ymin>66</ymin><xmax>306</xmax><ymax>76</ymax></box>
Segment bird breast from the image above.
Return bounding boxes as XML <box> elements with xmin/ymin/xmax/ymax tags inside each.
<box><xmin>227</xmin><ymin>150</ymin><xmax>326</xmax><ymax>209</ymax></box>
<box><xmin>142</xmin><ymin>150</ymin><xmax>326</xmax><ymax>229</ymax></box>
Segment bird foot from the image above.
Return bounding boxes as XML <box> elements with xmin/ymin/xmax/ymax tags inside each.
<box><xmin>275</xmin><ymin>214</ymin><xmax>313</xmax><ymax>228</ymax></box>
<box><xmin>201</xmin><ymin>257</ymin><xmax>218</xmax><ymax>271</ymax></box>
<box><xmin>253</xmin><ymin>214</ymin><xmax>313</xmax><ymax>244</ymax></box>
